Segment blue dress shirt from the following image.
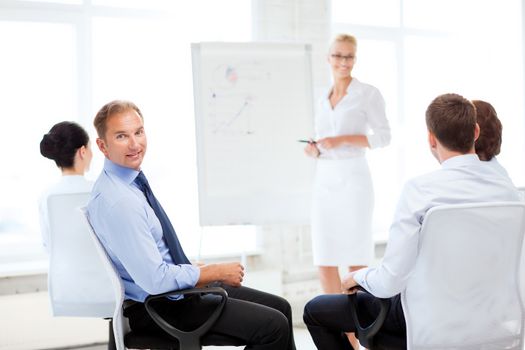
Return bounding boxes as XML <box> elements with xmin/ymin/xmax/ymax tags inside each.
<box><xmin>87</xmin><ymin>159</ymin><xmax>200</xmax><ymax>302</ymax></box>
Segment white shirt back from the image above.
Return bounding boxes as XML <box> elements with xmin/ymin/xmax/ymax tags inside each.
<box><xmin>354</xmin><ymin>154</ymin><xmax>521</xmax><ymax>297</ymax></box>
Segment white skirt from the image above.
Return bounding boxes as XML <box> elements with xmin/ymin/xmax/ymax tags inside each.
<box><xmin>311</xmin><ymin>157</ymin><xmax>374</xmax><ymax>266</ymax></box>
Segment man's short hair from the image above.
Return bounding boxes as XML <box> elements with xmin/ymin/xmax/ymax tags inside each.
<box><xmin>425</xmin><ymin>93</ymin><xmax>477</xmax><ymax>153</ymax></box>
<box><xmin>94</xmin><ymin>100</ymin><xmax>143</xmax><ymax>139</ymax></box>
<box><xmin>473</xmin><ymin>100</ymin><xmax>502</xmax><ymax>161</ymax></box>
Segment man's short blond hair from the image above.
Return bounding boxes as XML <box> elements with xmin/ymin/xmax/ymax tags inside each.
<box><xmin>93</xmin><ymin>100</ymin><xmax>143</xmax><ymax>139</ymax></box>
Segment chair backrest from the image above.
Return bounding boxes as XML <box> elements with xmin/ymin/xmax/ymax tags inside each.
<box><xmin>47</xmin><ymin>192</ymin><xmax>114</xmax><ymax>317</ymax></box>
<box><xmin>517</xmin><ymin>187</ymin><xmax>525</xmax><ymax>201</ymax></box>
<box><xmin>401</xmin><ymin>202</ymin><xmax>525</xmax><ymax>350</ymax></box>
<box><xmin>80</xmin><ymin>207</ymin><xmax>129</xmax><ymax>350</ymax></box>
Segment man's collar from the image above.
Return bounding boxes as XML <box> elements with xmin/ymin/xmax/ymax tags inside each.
<box><xmin>441</xmin><ymin>153</ymin><xmax>480</xmax><ymax>169</ymax></box>
<box><xmin>103</xmin><ymin>158</ymin><xmax>140</xmax><ymax>184</ymax></box>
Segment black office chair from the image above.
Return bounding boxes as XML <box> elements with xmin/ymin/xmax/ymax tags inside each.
<box><xmin>107</xmin><ymin>287</ymin><xmax>243</xmax><ymax>350</ymax></box>
<box><xmin>348</xmin><ymin>287</ymin><xmax>405</xmax><ymax>350</ymax></box>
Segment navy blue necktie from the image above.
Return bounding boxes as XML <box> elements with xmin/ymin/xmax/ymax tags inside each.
<box><xmin>135</xmin><ymin>171</ymin><xmax>190</xmax><ymax>264</ymax></box>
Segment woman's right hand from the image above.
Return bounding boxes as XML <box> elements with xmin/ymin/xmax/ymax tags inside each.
<box><xmin>304</xmin><ymin>141</ymin><xmax>320</xmax><ymax>158</ymax></box>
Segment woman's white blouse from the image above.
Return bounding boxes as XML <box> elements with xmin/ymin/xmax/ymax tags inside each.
<box><xmin>315</xmin><ymin>78</ymin><xmax>391</xmax><ymax>159</ymax></box>
<box><xmin>38</xmin><ymin>175</ymin><xmax>93</xmax><ymax>252</ymax></box>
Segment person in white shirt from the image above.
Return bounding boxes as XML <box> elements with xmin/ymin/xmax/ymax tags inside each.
<box><xmin>303</xmin><ymin>33</ymin><xmax>391</xmax><ymax>349</ymax></box>
<box><xmin>303</xmin><ymin>93</ymin><xmax>521</xmax><ymax>349</ymax></box>
<box><xmin>39</xmin><ymin>121</ymin><xmax>93</xmax><ymax>252</ymax></box>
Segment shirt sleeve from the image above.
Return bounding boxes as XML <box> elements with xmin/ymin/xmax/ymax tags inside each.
<box><xmin>364</xmin><ymin>87</ymin><xmax>391</xmax><ymax>149</ymax></box>
<box><xmin>353</xmin><ymin>180</ymin><xmax>424</xmax><ymax>298</ymax></box>
<box><xmin>90</xmin><ymin>195</ymin><xmax>200</xmax><ymax>296</ymax></box>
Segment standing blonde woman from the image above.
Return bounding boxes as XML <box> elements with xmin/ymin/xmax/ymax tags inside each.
<box><xmin>304</xmin><ymin>34</ymin><xmax>390</xmax><ymax>347</ymax></box>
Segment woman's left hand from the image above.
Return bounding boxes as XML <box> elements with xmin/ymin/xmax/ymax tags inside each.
<box><xmin>317</xmin><ymin>136</ymin><xmax>344</xmax><ymax>150</ymax></box>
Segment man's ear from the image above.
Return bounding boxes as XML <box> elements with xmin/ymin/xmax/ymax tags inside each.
<box><xmin>474</xmin><ymin>122</ymin><xmax>480</xmax><ymax>141</ymax></box>
<box><xmin>96</xmin><ymin>138</ymin><xmax>109</xmax><ymax>158</ymax></box>
<box><xmin>428</xmin><ymin>131</ymin><xmax>437</xmax><ymax>149</ymax></box>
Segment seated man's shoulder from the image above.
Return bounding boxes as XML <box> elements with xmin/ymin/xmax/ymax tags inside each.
<box><xmin>402</xmin><ymin>161</ymin><xmax>520</xmax><ymax>203</ymax></box>
<box><xmin>403</xmin><ymin>168</ymin><xmax>443</xmax><ymax>190</ymax></box>
<box><xmin>90</xmin><ymin>174</ymin><xmax>141</xmax><ymax>211</ymax></box>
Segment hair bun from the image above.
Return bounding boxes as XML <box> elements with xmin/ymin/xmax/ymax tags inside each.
<box><xmin>40</xmin><ymin>132</ymin><xmax>64</xmax><ymax>160</ymax></box>
<box><xmin>40</xmin><ymin>121</ymin><xmax>89</xmax><ymax>168</ymax></box>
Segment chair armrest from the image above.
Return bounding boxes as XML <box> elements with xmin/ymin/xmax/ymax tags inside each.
<box><xmin>348</xmin><ymin>286</ymin><xmax>391</xmax><ymax>349</ymax></box>
<box><xmin>144</xmin><ymin>287</ymin><xmax>228</xmax><ymax>344</ymax></box>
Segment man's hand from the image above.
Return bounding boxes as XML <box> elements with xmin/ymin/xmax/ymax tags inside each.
<box><xmin>218</xmin><ymin>262</ymin><xmax>245</xmax><ymax>287</ymax></box>
<box><xmin>197</xmin><ymin>262</ymin><xmax>245</xmax><ymax>288</ymax></box>
<box><xmin>341</xmin><ymin>271</ymin><xmax>359</xmax><ymax>294</ymax></box>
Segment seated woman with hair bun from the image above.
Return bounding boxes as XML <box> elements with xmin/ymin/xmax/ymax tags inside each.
<box><xmin>472</xmin><ymin>100</ymin><xmax>510</xmax><ymax>177</ymax></box>
<box><xmin>38</xmin><ymin>121</ymin><xmax>94</xmax><ymax>252</ymax></box>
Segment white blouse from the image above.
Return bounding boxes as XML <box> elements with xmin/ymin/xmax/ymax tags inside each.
<box><xmin>315</xmin><ymin>78</ymin><xmax>391</xmax><ymax>159</ymax></box>
<box><xmin>38</xmin><ymin>175</ymin><xmax>93</xmax><ymax>252</ymax></box>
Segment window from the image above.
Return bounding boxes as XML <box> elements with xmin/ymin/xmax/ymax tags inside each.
<box><xmin>332</xmin><ymin>0</ymin><xmax>525</xmax><ymax>236</ymax></box>
<box><xmin>0</xmin><ymin>20</ymin><xmax>76</xmax><ymax>263</ymax></box>
<box><xmin>0</xmin><ymin>1</ymin><xmax>254</xmax><ymax>268</ymax></box>
<box><xmin>332</xmin><ymin>0</ymin><xmax>400</xmax><ymax>27</ymax></box>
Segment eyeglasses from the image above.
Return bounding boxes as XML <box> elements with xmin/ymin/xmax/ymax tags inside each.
<box><xmin>330</xmin><ymin>54</ymin><xmax>355</xmax><ymax>62</ymax></box>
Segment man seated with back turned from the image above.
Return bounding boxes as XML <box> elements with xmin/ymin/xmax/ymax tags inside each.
<box><xmin>87</xmin><ymin>100</ymin><xmax>296</xmax><ymax>350</ymax></box>
<box><xmin>303</xmin><ymin>93</ymin><xmax>521</xmax><ymax>349</ymax></box>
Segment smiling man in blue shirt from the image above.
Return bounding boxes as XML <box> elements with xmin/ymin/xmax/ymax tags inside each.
<box><xmin>87</xmin><ymin>100</ymin><xmax>295</xmax><ymax>350</ymax></box>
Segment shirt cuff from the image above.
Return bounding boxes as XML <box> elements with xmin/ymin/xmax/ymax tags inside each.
<box><xmin>184</xmin><ymin>264</ymin><xmax>200</xmax><ymax>288</ymax></box>
<box><xmin>353</xmin><ymin>267</ymin><xmax>369</xmax><ymax>289</ymax></box>
<box><xmin>366</xmin><ymin>134</ymin><xmax>380</xmax><ymax>149</ymax></box>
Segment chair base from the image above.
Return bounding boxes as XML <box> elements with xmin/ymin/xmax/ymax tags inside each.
<box><xmin>125</xmin><ymin>332</ymin><xmax>245</xmax><ymax>349</ymax></box>
<box><xmin>125</xmin><ymin>332</ymin><xmax>180</xmax><ymax>349</ymax></box>
<box><xmin>108</xmin><ymin>327</ymin><xmax>245</xmax><ymax>350</ymax></box>
<box><xmin>363</xmin><ymin>333</ymin><xmax>406</xmax><ymax>350</ymax></box>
